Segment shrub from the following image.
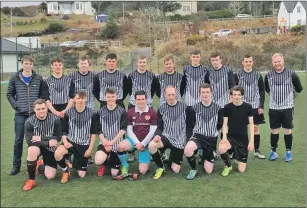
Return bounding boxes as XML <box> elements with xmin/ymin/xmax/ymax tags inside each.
<box><xmin>40</xmin><ymin>17</ymin><xmax>47</xmax><ymax>23</ymax></box>
<box><xmin>100</xmin><ymin>20</ymin><xmax>120</xmax><ymax>39</ymax></box>
<box><xmin>186</xmin><ymin>34</ymin><xmax>211</xmax><ymax>45</ymax></box>
<box><xmin>48</xmin><ymin>23</ymin><xmax>64</xmax><ymax>33</ymax></box>
<box><xmin>204</xmin><ymin>10</ymin><xmax>234</xmax><ymax>19</ymax></box>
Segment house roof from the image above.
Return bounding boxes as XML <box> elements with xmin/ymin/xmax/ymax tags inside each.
<box><xmin>300</xmin><ymin>1</ymin><xmax>307</xmax><ymax>11</ymax></box>
<box><xmin>1</xmin><ymin>38</ymin><xmax>31</xmax><ymax>54</ymax></box>
<box><xmin>283</xmin><ymin>1</ymin><xmax>298</xmax><ymax>13</ymax></box>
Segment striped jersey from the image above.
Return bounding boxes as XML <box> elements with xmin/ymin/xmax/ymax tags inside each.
<box><xmin>206</xmin><ymin>66</ymin><xmax>236</xmax><ymax>108</ymax></box>
<box><xmin>93</xmin><ymin>70</ymin><xmax>129</xmax><ymax>102</ymax></box>
<box><xmin>156</xmin><ymin>101</ymin><xmax>189</xmax><ymax>149</ymax></box>
<box><xmin>156</xmin><ymin>71</ymin><xmax>184</xmax><ymax>105</ymax></box>
<box><xmin>70</xmin><ymin>71</ymin><xmax>96</xmax><ymax>110</ymax></box>
<box><xmin>97</xmin><ymin>105</ymin><xmax>128</xmax><ymax>152</ymax></box>
<box><xmin>128</xmin><ymin>70</ymin><xmax>157</xmax><ymax>107</ymax></box>
<box><xmin>24</xmin><ymin>113</ymin><xmax>62</xmax><ymax>152</ymax></box>
<box><xmin>42</xmin><ymin>75</ymin><xmax>75</xmax><ymax>105</ymax></box>
<box><xmin>62</xmin><ymin>107</ymin><xmax>97</xmax><ymax>145</ymax></box>
<box><xmin>265</xmin><ymin>68</ymin><xmax>303</xmax><ymax>110</ymax></box>
<box><xmin>235</xmin><ymin>69</ymin><xmax>265</xmax><ymax>109</ymax></box>
<box><xmin>189</xmin><ymin>101</ymin><xmax>223</xmax><ymax>138</ymax></box>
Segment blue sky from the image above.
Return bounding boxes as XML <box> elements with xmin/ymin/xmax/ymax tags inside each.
<box><xmin>1</xmin><ymin>1</ymin><xmax>42</xmax><ymax>8</ymax></box>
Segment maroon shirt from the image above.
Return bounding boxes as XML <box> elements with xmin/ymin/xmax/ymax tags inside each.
<box><xmin>127</xmin><ymin>107</ymin><xmax>158</xmax><ymax>141</ymax></box>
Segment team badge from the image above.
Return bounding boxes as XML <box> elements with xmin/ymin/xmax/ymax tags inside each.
<box><xmin>145</xmin><ymin>115</ymin><xmax>151</xmax><ymax>120</ymax></box>
<box><xmin>132</xmin><ymin>117</ymin><xmax>136</xmax><ymax>119</ymax></box>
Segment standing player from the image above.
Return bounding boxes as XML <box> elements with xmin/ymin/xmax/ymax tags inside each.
<box><xmin>218</xmin><ymin>86</ymin><xmax>254</xmax><ymax>176</ymax></box>
<box><xmin>156</xmin><ymin>55</ymin><xmax>185</xmax><ymax>162</ymax></box>
<box><xmin>184</xmin><ymin>84</ymin><xmax>223</xmax><ymax>180</ymax></box>
<box><xmin>54</xmin><ymin>91</ymin><xmax>97</xmax><ymax>183</ymax></box>
<box><xmin>148</xmin><ymin>86</ymin><xmax>192</xmax><ymax>179</ymax></box>
<box><xmin>265</xmin><ymin>53</ymin><xmax>302</xmax><ymax>162</ymax></box>
<box><xmin>126</xmin><ymin>56</ymin><xmax>159</xmax><ymax>162</ymax></box>
<box><xmin>70</xmin><ymin>56</ymin><xmax>96</xmax><ymax>164</ymax></box>
<box><xmin>235</xmin><ymin>54</ymin><xmax>266</xmax><ymax>159</ymax></box>
<box><xmin>95</xmin><ymin>88</ymin><xmax>128</xmax><ymax>177</ymax></box>
<box><xmin>93</xmin><ymin>53</ymin><xmax>129</xmax><ymax>109</ymax></box>
<box><xmin>42</xmin><ymin>57</ymin><xmax>75</xmax><ymax>118</ymax></box>
<box><xmin>22</xmin><ymin>99</ymin><xmax>62</xmax><ymax>191</ymax></box>
<box><xmin>117</xmin><ymin>90</ymin><xmax>157</xmax><ymax>176</ymax></box>
<box><xmin>7</xmin><ymin>55</ymin><xmax>43</xmax><ymax>175</ymax></box>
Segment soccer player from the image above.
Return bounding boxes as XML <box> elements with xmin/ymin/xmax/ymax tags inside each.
<box><xmin>7</xmin><ymin>55</ymin><xmax>43</xmax><ymax>175</ymax></box>
<box><xmin>95</xmin><ymin>88</ymin><xmax>128</xmax><ymax>177</ymax></box>
<box><xmin>235</xmin><ymin>54</ymin><xmax>266</xmax><ymax>159</ymax></box>
<box><xmin>126</xmin><ymin>56</ymin><xmax>159</xmax><ymax>162</ymax></box>
<box><xmin>148</xmin><ymin>86</ymin><xmax>191</xmax><ymax>179</ymax></box>
<box><xmin>184</xmin><ymin>83</ymin><xmax>223</xmax><ymax>180</ymax></box>
<box><xmin>70</xmin><ymin>56</ymin><xmax>96</xmax><ymax>164</ymax></box>
<box><xmin>218</xmin><ymin>86</ymin><xmax>254</xmax><ymax>176</ymax></box>
<box><xmin>155</xmin><ymin>55</ymin><xmax>185</xmax><ymax>162</ymax></box>
<box><xmin>93</xmin><ymin>53</ymin><xmax>129</xmax><ymax>109</ymax></box>
<box><xmin>182</xmin><ymin>49</ymin><xmax>208</xmax><ymax>107</ymax></box>
<box><xmin>206</xmin><ymin>52</ymin><xmax>236</xmax><ymax>159</ymax></box>
<box><xmin>54</xmin><ymin>91</ymin><xmax>97</xmax><ymax>183</ymax></box>
<box><xmin>265</xmin><ymin>53</ymin><xmax>302</xmax><ymax>162</ymax></box>
<box><xmin>117</xmin><ymin>90</ymin><xmax>157</xmax><ymax>176</ymax></box>
<box><xmin>22</xmin><ymin>99</ymin><xmax>62</xmax><ymax>191</ymax></box>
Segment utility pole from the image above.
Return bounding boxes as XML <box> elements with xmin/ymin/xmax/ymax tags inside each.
<box><xmin>10</xmin><ymin>9</ymin><xmax>13</xmax><ymax>36</ymax></box>
<box><xmin>122</xmin><ymin>1</ymin><xmax>125</xmax><ymax>22</ymax></box>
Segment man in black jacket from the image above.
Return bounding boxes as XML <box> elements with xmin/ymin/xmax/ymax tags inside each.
<box><xmin>6</xmin><ymin>56</ymin><xmax>43</xmax><ymax>175</ymax></box>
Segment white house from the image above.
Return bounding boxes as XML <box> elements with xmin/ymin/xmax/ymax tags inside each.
<box><xmin>1</xmin><ymin>38</ymin><xmax>31</xmax><ymax>73</ymax></box>
<box><xmin>166</xmin><ymin>1</ymin><xmax>197</xmax><ymax>16</ymax></box>
<box><xmin>47</xmin><ymin>1</ymin><xmax>96</xmax><ymax>15</ymax></box>
<box><xmin>278</xmin><ymin>1</ymin><xmax>307</xmax><ymax>30</ymax></box>
<box><xmin>3</xmin><ymin>37</ymin><xmax>41</xmax><ymax>49</ymax></box>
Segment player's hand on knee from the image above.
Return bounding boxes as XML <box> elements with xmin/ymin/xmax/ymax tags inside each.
<box><xmin>104</xmin><ymin>145</ymin><xmax>112</xmax><ymax>152</ymax></box>
<box><xmin>84</xmin><ymin>149</ymin><xmax>92</xmax><ymax>157</ymax></box>
<box><xmin>31</xmin><ymin>136</ymin><xmax>41</xmax><ymax>142</ymax></box>
<box><xmin>153</xmin><ymin>136</ymin><xmax>161</xmax><ymax>143</ymax></box>
<box><xmin>63</xmin><ymin>141</ymin><xmax>73</xmax><ymax>149</ymax></box>
<box><xmin>135</xmin><ymin>143</ymin><xmax>144</xmax><ymax>151</ymax></box>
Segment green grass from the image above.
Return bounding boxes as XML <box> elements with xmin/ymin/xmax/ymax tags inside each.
<box><xmin>1</xmin><ymin>74</ymin><xmax>306</xmax><ymax>207</ymax></box>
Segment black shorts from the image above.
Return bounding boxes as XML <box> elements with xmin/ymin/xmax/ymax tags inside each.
<box><xmin>29</xmin><ymin>143</ymin><xmax>57</xmax><ymax>169</ymax></box>
<box><xmin>97</xmin><ymin>144</ymin><xmax>121</xmax><ymax>169</ymax></box>
<box><xmin>228</xmin><ymin>135</ymin><xmax>249</xmax><ymax>163</ymax></box>
<box><xmin>269</xmin><ymin>108</ymin><xmax>293</xmax><ymax>129</ymax></box>
<box><xmin>252</xmin><ymin>108</ymin><xmax>265</xmax><ymax>125</ymax></box>
<box><xmin>66</xmin><ymin>139</ymin><xmax>89</xmax><ymax>171</ymax></box>
<box><xmin>189</xmin><ymin>134</ymin><xmax>217</xmax><ymax>163</ymax></box>
<box><xmin>160</xmin><ymin>136</ymin><xmax>184</xmax><ymax>166</ymax></box>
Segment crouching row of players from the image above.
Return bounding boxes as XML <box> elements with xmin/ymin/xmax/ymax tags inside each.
<box><xmin>23</xmin><ymin>84</ymin><xmax>253</xmax><ymax>191</ymax></box>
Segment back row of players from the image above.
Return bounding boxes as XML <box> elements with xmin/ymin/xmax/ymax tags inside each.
<box><xmin>6</xmin><ymin>51</ymin><xmax>302</xmax><ymax>191</ymax></box>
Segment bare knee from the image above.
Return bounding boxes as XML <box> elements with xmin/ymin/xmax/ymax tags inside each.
<box><xmin>27</xmin><ymin>146</ymin><xmax>40</xmax><ymax>161</ymax></box>
<box><xmin>148</xmin><ymin>141</ymin><xmax>158</xmax><ymax>154</ymax></box>
<box><xmin>171</xmin><ymin>164</ymin><xmax>181</xmax><ymax>173</ymax></box>
<box><xmin>184</xmin><ymin>142</ymin><xmax>197</xmax><ymax>157</ymax></box>
<box><xmin>44</xmin><ymin>167</ymin><xmax>56</xmax><ymax>180</ymax></box>
<box><xmin>139</xmin><ymin>165</ymin><xmax>149</xmax><ymax>175</ymax></box>
<box><xmin>117</xmin><ymin>142</ymin><xmax>126</xmax><ymax>152</ymax></box>
<box><xmin>284</xmin><ymin>128</ymin><xmax>292</xmax><ymax>135</ymax></box>
<box><xmin>254</xmin><ymin>125</ymin><xmax>260</xmax><ymax>134</ymax></box>
<box><xmin>95</xmin><ymin>151</ymin><xmax>106</xmax><ymax>165</ymax></box>
<box><xmin>54</xmin><ymin>146</ymin><xmax>66</xmax><ymax>161</ymax></box>
<box><xmin>218</xmin><ymin>144</ymin><xmax>228</xmax><ymax>154</ymax></box>
<box><xmin>238</xmin><ymin>163</ymin><xmax>246</xmax><ymax>173</ymax></box>
<box><xmin>78</xmin><ymin>171</ymin><xmax>86</xmax><ymax>178</ymax></box>
<box><xmin>111</xmin><ymin>169</ymin><xmax>119</xmax><ymax>177</ymax></box>
<box><xmin>271</xmin><ymin>128</ymin><xmax>279</xmax><ymax>134</ymax></box>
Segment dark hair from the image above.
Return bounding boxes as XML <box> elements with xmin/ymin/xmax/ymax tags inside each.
<box><xmin>134</xmin><ymin>90</ymin><xmax>147</xmax><ymax>99</ymax></box>
<box><xmin>230</xmin><ymin>85</ymin><xmax>244</xmax><ymax>96</ymax></box>
<box><xmin>210</xmin><ymin>52</ymin><xmax>221</xmax><ymax>59</ymax></box>
<box><xmin>79</xmin><ymin>56</ymin><xmax>91</xmax><ymax>66</ymax></box>
<box><xmin>199</xmin><ymin>83</ymin><xmax>212</xmax><ymax>93</ymax></box>
<box><xmin>106</xmin><ymin>53</ymin><xmax>117</xmax><ymax>60</ymax></box>
<box><xmin>190</xmin><ymin>49</ymin><xmax>201</xmax><ymax>56</ymax></box>
<box><xmin>243</xmin><ymin>54</ymin><xmax>253</xmax><ymax>60</ymax></box>
<box><xmin>105</xmin><ymin>88</ymin><xmax>117</xmax><ymax>95</ymax></box>
<box><xmin>51</xmin><ymin>56</ymin><xmax>63</xmax><ymax>65</ymax></box>
<box><xmin>33</xmin><ymin>98</ymin><xmax>46</xmax><ymax>106</ymax></box>
<box><xmin>74</xmin><ymin>90</ymin><xmax>87</xmax><ymax>98</ymax></box>
<box><xmin>21</xmin><ymin>55</ymin><xmax>34</xmax><ymax>64</ymax></box>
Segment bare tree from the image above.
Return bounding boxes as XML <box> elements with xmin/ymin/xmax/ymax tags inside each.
<box><xmin>228</xmin><ymin>1</ymin><xmax>244</xmax><ymax>16</ymax></box>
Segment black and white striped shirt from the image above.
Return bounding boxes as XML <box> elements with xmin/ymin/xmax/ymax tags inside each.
<box><xmin>97</xmin><ymin>105</ymin><xmax>128</xmax><ymax>152</ymax></box>
<box><xmin>265</xmin><ymin>68</ymin><xmax>303</xmax><ymax>110</ymax></box>
<box><xmin>156</xmin><ymin>72</ymin><xmax>184</xmax><ymax>105</ymax></box>
<box><xmin>42</xmin><ymin>75</ymin><xmax>75</xmax><ymax>105</ymax></box>
<box><xmin>25</xmin><ymin>113</ymin><xmax>62</xmax><ymax>152</ymax></box>
<box><xmin>189</xmin><ymin>101</ymin><xmax>223</xmax><ymax>138</ymax></box>
<box><xmin>62</xmin><ymin>107</ymin><xmax>97</xmax><ymax>145</ymax></box>
<box><xmin>206</xmin><ymin>66</ymin><xmax>236</xmax><ymax>108</ymax></box>
<box><xmin>93</xmin><ymin>70</ymin><xmax>129</xmax><ymax>102</ymax></box>
<box><xmin>127</xmin><ymin>70</ymin><xmax>158</xmax><ymax>107</ymax></box>
<box><xmin>155</xmin><ymin>101</ymin><xmax>189</xmax><ymax>149</ymax></box>
<box><xmin>183</xmin><ymin>65</ymin><xmax>208</xmax><ymax>106</ymax></box>
<box><xmin>235</xmin><ymin>69</ymin><xmax>265</xmax><ymax>109</ymax></box>
<box><xmin>70</xmin><ymin>71</ymin><xmax>96</xmax><ymax>110</ymax></box>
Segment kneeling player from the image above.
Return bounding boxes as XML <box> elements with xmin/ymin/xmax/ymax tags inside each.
<box><xmin>95</xmin><ymin>88</ymin><xmax>127</xmax><ymax>177</ymax></box>
<box><xmin>218</xmin><ymin>86</ymin><xmax>254</xmax><ymax>176</ymax></box>
<box><xmin>117</xmin><ymin>90</ymin><xmax>157</xmax><ymax>176</ymax></box>
<box><xmin>22</xmin><ymin>99</ymin><xmax>62</xmax><ymax>191</ymax></box>
<box><xmin>184</xmin><ymin>83</ymin><xmax>223</xmax><ymax>180</ymax></box>
<box><xmin>54</xmin><ymin>91</ymin><xmax>97</xmax><ymax>183</ymax></box>
<box><xmin>148</xmin><ymin>86</ymin><xmax>191</xmax><ymax>179</ymax></box>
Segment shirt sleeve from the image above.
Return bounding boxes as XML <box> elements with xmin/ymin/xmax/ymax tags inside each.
<box><xmin>120</xmin><ymin>110</ymin><xmax>128</xmax><ymax>131</ymax></box>
<box><xmin>93</xmin><ymin>74</ymin><xmax>100</xmax><ymax>101</ymax></box>
<box><xmin>247</xmin><ymin>104</ymin><xmax>253</xmax><ymax>117</ymax></box>
<box><xmin>62</xmin><ymin>113</ymin><xmax>69</xmax><ymax>136</ymax></box>
<box><xmin>180</xmin><ymin>74</ymin><xmax>186</xmax><ymax>96</ymax></box>
<box><xmin>90</xmin><ymin>113</ymin><xmax>98</xmax><ymax>135</ymax></box>
<box><xmin>69</xmin><ymin>79</ymin><xmax>75</xmax><ymax>99</ymax></box>
<box><xmin>217</xmin><ymin>108</ymin><xmax>224</xmax><ymax>131</ymax></box>
<box><xmin>52</xmin><ymin>118</ymin><xmax>62</xmax><ymax>142</ymax></box>
<box><xmin>154</xmin><ymin>109</ymin><xmax>164</xmax><ymax>136</ymax></box>
<box><xmin>264</xmin><ymin>74</ymin><xmax>270</xmax><ymax>93</ymax></box>
<box><xmin>258</xmin><ymin>74</ymin><xmax>265</xmax><ymax>109</ymax></box>
<box><xmin>186</xmin><ymin>106</ymin><xmax>196</xmax><ymax>139</ymax></box>
<box><xmin>223</xmin><ymin>105</ymin><xmax>230</xmax><ymax>118</ymax></box>
<box><xmin>292</xmin><ymin>71</ymin><xmax>303</xmax><ymax>93</ymax></box>
<box><xmin>228</xmin><ymin>70</ymin><xmax>236</xmax><ymax>89</ymax></box>
<box><xmin>24</xmin><ymin>120</ymin><xmax>34</xmax><ymax>146</ymax></box>
<box><xmin>122</xmin><ymin>75</ymin><xmax>129</xmax><ymax>100</ymax></box>
<box><xmin>41</xmin><ymin>80</ymin><xmax>50</xmax><ymax>101</ymax></box>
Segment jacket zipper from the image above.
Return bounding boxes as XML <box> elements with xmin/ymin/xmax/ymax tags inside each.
<box><xmin>27</xmin><ymin>85</ymin><xmax>30</xmax><ymax>116</ymax></box>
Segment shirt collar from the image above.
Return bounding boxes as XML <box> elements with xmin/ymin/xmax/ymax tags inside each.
<box><xmin>135</xmin><ymin>106</ymin><xmax>149</xmax><ymax>113</ymax></box>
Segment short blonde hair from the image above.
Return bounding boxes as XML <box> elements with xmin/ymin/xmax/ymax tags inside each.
<box><xmin>164</xmin><ymin>55</ymin><xmax>174</xmax><ymax>63</ymax></box>
<box><xmin>272</xmin><ymin>53</ymin><xmax>284</xmax><ymax>59</ymax></box>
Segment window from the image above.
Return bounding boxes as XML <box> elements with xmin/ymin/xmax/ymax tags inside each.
<box><xmin>297</xmin><ymin>6</ymin><xmax>301</xmax><ymax>13</ymax></box>
<box><xmin>53</xmin><ymin>3</ymin><xmax>57</xmax><ymax>10</ymax></box>
<box><xmin>75</xmin><ymin>3</ymin><xmax>82</xmax><ymax>10</ymax></box>
<box><xmin>297</xmin><ymin>19</ymin><xmax>302</xmax><ymax>25</ymax></box>
<box><xmin>182</xmin><ymin>6</ymin><xmax>190</xmax><ymax>12</ymax></box>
